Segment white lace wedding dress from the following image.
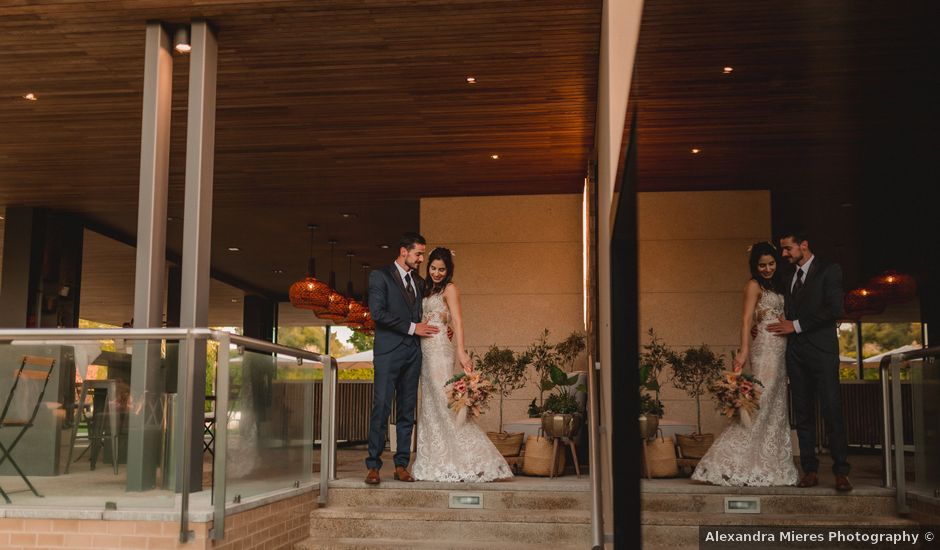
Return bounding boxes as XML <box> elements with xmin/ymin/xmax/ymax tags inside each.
<box><xmin>691</xmin><ymin>290</ymin><xmax>799</xmax><ymax>486</ymax></box>
<box><xmin>411</xmin><ymin>293</ymin><xmax>513</xmax><ymax>482</ymax></box>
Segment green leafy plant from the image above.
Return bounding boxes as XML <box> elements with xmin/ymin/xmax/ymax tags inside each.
<box><xmin>475</xmin><ymin>345</ymin><xmax>531</xmax><ymax>433</ymax></box>
<box><xmin>638</xmin><ymin>329</ymin><xmax>675</xmax><ymax>417</ymax></box>
<box><xmin>543</xmin><ymin>392</ymin><xmax>581</xmax><ymax>415</ymax></box>
<box><xmin>527</xmin><ymin>398</ymin><xmax>542</xmax><ymax>418</ymax></box>
<box><xmin>527</xmin><ymin>330</ymin><xmax>588</xmax><ymax>415</ymax></box>
<box><xmin>670</xmin><ymin>344</ymin><xmax>725</xmax><ymax>434</ymax></box>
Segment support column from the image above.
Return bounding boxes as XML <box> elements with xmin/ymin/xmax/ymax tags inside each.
<box><xmin>127</xmin><ymin>21</ymin><xmax>174</xmax><ymax>491</ymax></box>
<box><xmin>177</xmin><ymin>20</ymin><xmax>218</xmax><ymax>492</ymax></box>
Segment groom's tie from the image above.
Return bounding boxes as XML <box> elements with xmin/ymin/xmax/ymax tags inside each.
<box><xmin>404</xmin><ymin>273</ymin><xmax>416</xmax><ymax>303</ymax></box>
<box><xmin>792</xmin><ymin>267</ymin><xmax>804</xmax><ymax>294</ymax></box>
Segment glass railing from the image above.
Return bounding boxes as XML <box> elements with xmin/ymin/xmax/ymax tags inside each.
<box><xmin>881</xmin><ymin>345</ymin><xmax>940</xmax><ymax>513</ymax></box>
<box><xmin>0</xmin><ymin>328</ymin><xmax>335</xmax><ymax>543</ymax></box>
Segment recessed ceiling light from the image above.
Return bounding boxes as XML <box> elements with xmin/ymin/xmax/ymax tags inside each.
<box><xmin>491</xmin><ymin>154</ymin><xmax>499</xmax><ymax>160</ymax></box>
<box><xmin>230</xmin><ymin>298</ymin><xmax>238</xmax><ymax>303</ymax></box>
<box><xmin>22</xmin><ymin>93</ymin><xmax>37</xmax><ymax>101</ymax></box>
<box><xmin>173</xmin><ymin>28</ymin><xmax>191</xmax><ymax>54</ymax></box>
<box><xmin>723</xmin><ymin>67</ymin><xmax>734</xmax><ymax>74</ymax></box>
<box><xmin>380</xmin><ymin>244</ymin><xmax>390</xmax><ymax>249</ymax></box>
<box><xmin>272</xmin><ymin>269</ymin><xmax>284</xmax><ymax>274</ymax></box>
<box><xmin>691</xmin><ymin>148</ymin><xmax>701</xmax><ymax>154</ymax></box>
<box><xmin>466</xmin><ymin>76</ymin><xmax>477</xmax><ymax>84</ymax></box>
<box><xmin>341</xmin><ymin>212</ymin><xmax>356</xmax><ymax>219</ymax></box>
<box><xmin>227</xmin><ymin>246</ymin><xmax>240</xmax><ymax>252</ymax></box>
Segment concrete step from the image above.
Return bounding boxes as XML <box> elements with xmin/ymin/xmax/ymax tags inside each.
<box><xmin>308</xmin><ymin>506</ymin><xmax>590</xmax><ymax>545</ymax></box>
<box><xmin>642</xmin><ymin>492</ymin><xmax>896</xmax><ymax>515</ymax></box>
<box><xmin>295</xmin><ymin>537</ymin><xmax>584</xmax><ymax>550</ymax></box>
<box><xmin>326</xmin><ymin>487</ymin><xmax>591</xmax><ymax>511</ymax></box>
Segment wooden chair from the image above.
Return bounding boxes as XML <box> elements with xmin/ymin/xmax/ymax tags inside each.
<box><xmin>0</xmin><ymin>355</ymin><xmax>56</xmax><ymax>503</ymax></box>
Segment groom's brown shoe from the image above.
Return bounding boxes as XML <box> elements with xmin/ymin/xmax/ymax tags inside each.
<box><xmin>394</xmin><ymin>466</ymin><xmax>415</xmax><ymax>482</ymax></box>
<box><xmin>365</xmin><ymin>468</ymin><xmax>381</xmax><ymax>485</ymax></box>
<box><xmin>797</xmin><ymin>472</ymin><xmax>818</xmax><ymax>488</ymax></box>
<box><xmin>835</xmin><ymin>475</ymin><xmax>853</xmax><ymax>492</ymax></box>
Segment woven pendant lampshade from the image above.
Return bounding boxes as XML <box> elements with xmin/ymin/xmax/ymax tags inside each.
<box><xmin>289</xmin><ymin>225</ymin><xmax>331</xmax><ymax>313</ymax></box>
<box><xmin>843</xmin><ymin>287</ymin><xmax>886</xmax><ymax>319</ymax></box>
<box><xmin>870</xmin><ymin>270</ymin><xmax>917</xmax><ymax>303</ymax></box>
<box><xmin>317</xmin><ymin>240</ymin><xmax>350</xmax><ymax>323</ymax></box>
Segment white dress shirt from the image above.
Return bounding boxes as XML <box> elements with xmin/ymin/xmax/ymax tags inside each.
<box><xmin>790</xmin><ymin>254</ymin><xmax>814</xmax><ymax>334</ymax></box>
<box><xmin>394</xmin><ymin>261</ymin><xmax>417</xmax><ymax>335</ymax></box>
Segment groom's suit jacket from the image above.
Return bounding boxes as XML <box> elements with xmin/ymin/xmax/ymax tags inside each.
<box><xmin>368</xmin><ymin>264</ymin><xmax>425</xmax><ymax>355</ymax></box>
<box><xmin>783</xmin><ymin>257</ymin><xmax>844</xmax><ymax>356</ymax></box>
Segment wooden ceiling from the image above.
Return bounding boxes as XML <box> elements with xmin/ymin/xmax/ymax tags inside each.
<box><xmin>0</xmin><ymin>0</ymin><xmax>602</xmax><ymax>303</ymax></box>
<box><xmin>630</xmin><ymin>1</ymin><xmax>937</xmax><ymax>291</ymax></box>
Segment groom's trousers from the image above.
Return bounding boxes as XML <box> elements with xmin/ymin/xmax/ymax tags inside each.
<box><xmin>786</xmin><ymin>342</ymin><xmax>851</xmax><ymax>476</ymax></box>
<box><xmin>366</xmin><ymin>341</ymin><xmax>422</xmax><ymax>470</ymax></box>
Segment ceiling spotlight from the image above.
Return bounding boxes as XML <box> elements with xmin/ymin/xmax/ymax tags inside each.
<box><xmin>491</xmin><ymin>154</ymin><xmax>499</xmax><ymax>160</ymax></box>
<box><xmin>273</xmin><ymin>269</ymin><xmax>284</xmax><ymax>274</ymax></box>
<box><xmin>723</xmin><ymin>66</ymin><xmax>734</xmax><ymax>74</ymax></box>
<box><xmin>227</xmin><ymin>246</ymin><xmax>240</xmax><ymax>252</ymax></box>
<box><xmin>340</xmin><ymin>212</ymin><xmax>356</xmax><ymax>219</ymax></box>
<box><xmin>691</xmin><ymin>148</ymin><xmax>701</xmax><ymax>154</ymax></box>
<box><xmin>22</xmin><ymin>93</ymin><xmax>38</xmax><ymax>101</ymax></box>
<box><xmin>380</xmin><ymin>244</ymin><xmax>390</xmax><ymax>249</ymax></box>
<box><xmin>230</xmin><ymin>298</ymin><xmax>238</xmax><ymax>303</ymax></box>
<box><xmin>466</xmin><ymin>76</ymin><xmax>477</xmax><ymax>84</ymax></box>
<box><xmin>173</xmin><ymin>27</ymin><xmax>191</xmax><ymax>54</ymax></box>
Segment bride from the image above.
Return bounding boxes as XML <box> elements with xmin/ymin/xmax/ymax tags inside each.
<box><xmin>411</xmin><ymin>247</ymin><xmax>513</xmax><ymax>482</ymax></box>
<box><xmin>691</xmin><ymin>242</ymin><xmax>798</xmax><ymax>486</ymax></box>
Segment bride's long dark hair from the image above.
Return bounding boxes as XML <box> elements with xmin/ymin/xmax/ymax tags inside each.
<box><xmin>425</xmin><ymin>247</ymin><xmax>454</xmax><ymax>297</ymax></box>
<box><xmin>748</xmin><ymin>241</ymin><xmax>783</xmax><ymax>293</ymax></box>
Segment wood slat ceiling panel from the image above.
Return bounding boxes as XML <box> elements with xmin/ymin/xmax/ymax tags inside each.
<box><xmin>0</xmin><ymin>0</ymin><xmax>602</xmax><ymax>298</ymax></box>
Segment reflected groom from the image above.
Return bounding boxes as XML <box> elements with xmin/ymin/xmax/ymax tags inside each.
<box><xmin>768</xmin><ymin>230</ymin><xmax>852</xmax><ymax>492</ymax></box>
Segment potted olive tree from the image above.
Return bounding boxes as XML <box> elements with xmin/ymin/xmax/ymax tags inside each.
<box><xmin>639</xmin><ymin>329</ymin><xmax>673</xmax><ymax>439</ymax></box>
<box><xmin>670</xmin><ymin>344</ymin><xmax>725</xmax><ymax>458</ymax></box>
<box><xmin>475</xmin><ymin>345</ymin><xmax>531</xmax><ymax>456</ymax></box>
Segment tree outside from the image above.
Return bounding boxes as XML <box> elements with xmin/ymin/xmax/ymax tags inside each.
<box><xmin>838</xmin><ymin>322</ymin><xmax>922</xmax><ymax>380</ymax></box>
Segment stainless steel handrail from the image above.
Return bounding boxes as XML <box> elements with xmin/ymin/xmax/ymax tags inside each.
<box><xmin>0</xmin><ymin>328</ymin><xmax>334</xmax><ymax>543</ymax></box>
<box><xmin>879</xmin><ymin>345</ymin><xmax>939</xmax><ymax>511</ymax></box>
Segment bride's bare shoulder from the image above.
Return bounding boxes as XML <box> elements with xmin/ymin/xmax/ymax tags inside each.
<box><xmin>442</xmin><ymin>282</ymin><xmax>459</xmax><ymax>296</ymax></box>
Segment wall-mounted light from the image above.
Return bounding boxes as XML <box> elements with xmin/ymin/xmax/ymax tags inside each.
<box><xmin>22</xmin><ymin>93</ymin><xmax>38</xmax><ymax>101</ymax></box>
<box><xmin>173</xmin><ymin>27</ymin><xmax>192</xmax><ymax>54</ymax></box>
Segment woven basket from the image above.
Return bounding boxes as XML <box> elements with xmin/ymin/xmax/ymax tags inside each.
<box><xmin>486</xmin><ymin>431</ymin><xmax>524</xmax><ymax>457</ymax></box>
<box><xmin>646</xmin><ymin>437</ymin><xmax>679</xmax><ymax>478</ymax></box>
<box><xmin>675</xmin><ymin>433</ymin><xmax>714</xmax><ymax>459</ymax></box>
<box><xmin>521</xmin><ymin>435</ymin><xmax>565</xmax><ymax>476</ymax></box>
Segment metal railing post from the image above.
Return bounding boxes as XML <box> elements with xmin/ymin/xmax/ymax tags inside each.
<box><xmin>891</xmin><ymin>359</ymin><xmax>909</xmax><ymax>513</ymax></box>
<box><xmin>319</xmin><ymin>354</ymin><xmax>336</xmax><ymax>504</ymax></box>
<box><xmin>587</xmin><ymin>358</ymin><xmax>603</xmax><ymax>550</ymax></box>
<box><xmin>178</xmin><ymin>330</ymin><xmax>196</xmax><ymax>543</ymax></box>
<box><xmin>211</xmin><ymin>331</ymin><xmax>231</xmax><ymax>540</ymax></box>
<box><xmin>881</xmin><ymin>356</ymin><xmax>894</xmax><ymax>488</ymax></box>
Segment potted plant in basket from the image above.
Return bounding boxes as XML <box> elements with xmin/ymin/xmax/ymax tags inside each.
<box><xmin>534</xmin><ymin>331</ymin><xmax>587</xmax><ymax>439</ymax></box>
<box><xmin>475</xmin><ymin>345</ymin><xmax>531</xmax><ymax>456</ymax></box>
<box><xmin>670</xmin><ymin>344</ymin><xmax>725</xmax><ymax>458</ymax></box>
<box><xmin>638</xmin><ymin>329</ymin><xmax>674</xmax><ymax>439</ymax></box>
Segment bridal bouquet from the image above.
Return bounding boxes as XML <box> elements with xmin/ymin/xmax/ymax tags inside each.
<box><xmin>444</xmin><ymin>371</ymin><xmax>494</xmax><ymax>424</ymax></box>
<box><xmin>711</xmin><ymin>370</ymin><xmax>764</xmax><ymax>427</ymax></box>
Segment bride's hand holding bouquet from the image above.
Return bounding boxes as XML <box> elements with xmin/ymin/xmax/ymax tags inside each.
<box><xmin>444</xmin><ymin>369</ymin><xmax>494</xmax><ymax>424</ymax></box>
<box><xmin>711</xmin><ymin>351</ymin><xmax>764</xmax><ymax>427</ymax></box>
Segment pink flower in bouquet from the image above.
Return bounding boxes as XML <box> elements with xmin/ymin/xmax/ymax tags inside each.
<box><xmin>453</xmin><ymin>379</ymin><xmax>467</xmax><ymax>394</ymax></box>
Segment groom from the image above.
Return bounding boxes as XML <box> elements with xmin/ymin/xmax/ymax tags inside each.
<box><xmin>768</xmin><ymin>230</ymin><xmax>852</xmax><ymax>491</ymax></box>
<box><xmin>364</xmin><ymin>232</ymin><xmax>439</xmax><ymax>485</ymax></box>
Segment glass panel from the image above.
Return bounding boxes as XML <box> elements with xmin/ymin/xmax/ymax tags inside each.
<box><xmin>910</xmin><ymin>356</ymin><xmax>940</xmax><ymax>499</ymax></box>
<box><xmin>222</xmin><ymin>348</ymin><xmax>318</xmax><ymax>501</ymax></box>
<box><xmin>0</xmin><ymin>339</ymin><xmax>176</xmax><ymax>509</ymax></box>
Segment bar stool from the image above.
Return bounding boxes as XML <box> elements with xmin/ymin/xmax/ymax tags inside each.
<box><xmin>65</xmin><ymin>379</ymin><xmax>119</xmax><ymax>474</ymax></box>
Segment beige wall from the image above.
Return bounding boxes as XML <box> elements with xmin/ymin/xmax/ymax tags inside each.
<box><xmin>421</xmin><ymin>194</ymin><xmax>586</xmax><ymax>433</ymax></box>
<box><xmin>638</xmin><ymin>190</ymin><xmax>771</xmax><ymax>436</ymax></box>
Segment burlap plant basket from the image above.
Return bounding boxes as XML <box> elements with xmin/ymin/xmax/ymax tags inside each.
<box><xmin>675</xmin><ymin>433</ymin><xmax>714</xmax><ymax>459</ymax></box>
<box><xmin>646</xmin><ymin>436</ymin><xmax>679</xmax><ymax>478</ymax></box>
<box><xmin>521</xmin><ymin>435</ymin><xmax>565</xmax><ymax>476</ymax></box>
<box><xmin>486</xmin><ymin>431</ymin><xmax>525</xmax><ymax>457</ymax></box>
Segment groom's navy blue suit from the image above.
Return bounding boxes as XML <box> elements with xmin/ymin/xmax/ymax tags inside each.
<box><xmin>366</xmin><ymin>263</ymin><xmax>424</xmax><ymax>470</ymax></box>
<box><xmin>783</xmin><ymin>257</ymin><xmax>851</xmax><ymax>476</ymax></box>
